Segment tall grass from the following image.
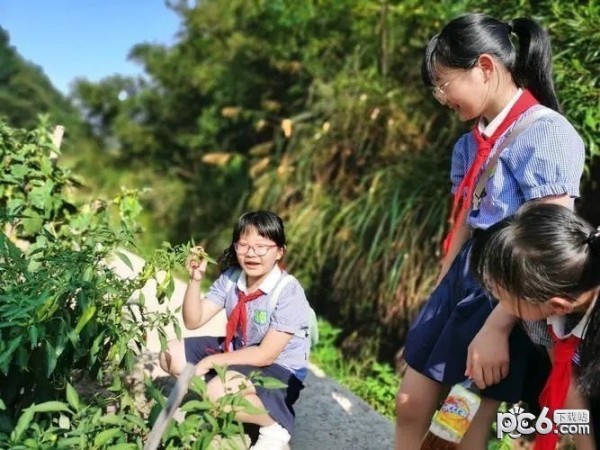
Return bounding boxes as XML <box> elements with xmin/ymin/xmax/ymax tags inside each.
<box><xmin>248</xmin><ymin>0</ymin><xmax>599</xmax><ymax>358</ymax></box>
<box><xmin>249</xmin><ymin>68</ymin><xmax>466</xmax><ymax>354</ymax></box>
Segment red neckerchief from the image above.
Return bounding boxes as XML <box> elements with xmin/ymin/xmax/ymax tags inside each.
<box><xmin>442</xmin><ymin>89</ymin><xmax>540</xmax><ymax>256</ymax></box>
<box><xmin>224</xmin><ymin>289</ymin><xmax>264</xmax><ymax>352</ymax></box>
<box><xmin>534</xmin><ymin>328</ymin><xmax>580</xmax><ymax>450</ymax></box>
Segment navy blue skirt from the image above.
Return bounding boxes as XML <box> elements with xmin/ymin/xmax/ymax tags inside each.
<box><xmin>185</xmin><ymin>336</ymin><xmax>304</xmax><ymax>434</ymax></box>
<box><xmin>404</xmin><ymin>240</ymin><xmax>550</xmax><ymax>404</ymax></box>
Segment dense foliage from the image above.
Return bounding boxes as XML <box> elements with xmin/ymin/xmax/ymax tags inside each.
<box><xmin>0</xmin><ymin>120</ymin><xmax>285</xmax><ymax>448</ymax></box>
<box><xmin>3</xmin><ymin>0</ymin><xmax>598</xmax><ymax>359</ymax></box>
<box><xmin>66</xmin><ymin>0</ymin><xmax>598</xmax><ymax>359</ymax></box>
<box><xmin>0</xmin><ymin>1</ymin><xmax>597</xmax><ymax>445</ymax></box>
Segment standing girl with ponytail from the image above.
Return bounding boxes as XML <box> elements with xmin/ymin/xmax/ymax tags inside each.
<box><xmin>395</xmin><ymin>13</ymin><xmax>586</xmax><ymax>449</ymax></box>
<box><xmin>471</xmin><ymin>202</ymin><xmax>600</xmax><ymax>450</ymax></box>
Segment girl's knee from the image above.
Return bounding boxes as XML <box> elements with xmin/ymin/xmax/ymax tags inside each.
<box><xmin>206</xmin><ymin>371</ymin><xmax>253</xmax><ymax>401</ymax></box>
<box><xmin>396</xmin><ymin>370</ymin><xmax>443</xmax><ymax>424</ymax></box>
<box><xmin>396</xmin><ymin>389</ymin><xmax>429</xmax><ymax>423</ymax></box>
<box><xmin>159</xmin><ymin>340</ymin><xmax>186</xmax><ymax>376</ymax></box>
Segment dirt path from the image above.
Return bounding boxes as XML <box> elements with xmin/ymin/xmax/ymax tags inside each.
<box><xmin>110</xmin><ymin>250</ymin><xmax>394</xmax><ymax>450</ymax></box>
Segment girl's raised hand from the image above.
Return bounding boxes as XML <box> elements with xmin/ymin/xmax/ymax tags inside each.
<box><xmin>187</xmin><ymin>246</ymin><xmax>209</xmax><ymax>281</ymax></box>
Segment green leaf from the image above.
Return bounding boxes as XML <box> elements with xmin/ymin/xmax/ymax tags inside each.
<box><xmin>179</xmin><ymin>400</ymin><xmax>212</xmax><ymax>412</ymax></box>
<box><xmin>30</xmin><ymin>401</ymin><xmax>70</xmax><ymax>413</ymax></box>
<box><xmin>74</xmin><ymin>305</ymin><xmax>97</xmax><ymax>335</ymax></box>
<box><xmin>27</xmin><ymin>327</ymin><xmax>39</xmax><ymax>347</ymax></box>
<box><xmin>115</xmin><ymin>251</ymin><xmax>134</xmax><ymax>271</ymax></box>
<box><xmin>20</xmin><ymin>210</ymin><xmax>44</xmax><ymax>235</ymax></box>
<box><xmin>99</xmin><ymin>415</ymin><xmax>128</xmax><ymax>426</ymax></box>
<box><xmin>44</xmin><ymin>341</ymin><xmax>58</xmax><ymax>377</ymax></box>
<box><xmin>65</xmin><ymin>383</ymin><xmax>80</xmax><ymax>412</ymax></box>
<box><xmin>106</xmin><ymin>444</ymin><xmax>139</xmax><ymax>450</ymax></box>
<box><xmin>252</xmin><ymin>375</ymin><xmax>286</xmax><ymax>390</ymax></box>
<box><xmin>11</xmin><ymin>407</ymin><xmax>34</xmax><ymax>442</ymax></box>
<box><xmin>93</xmin><ymin>428</ymin><xmax>122</xmax><ymax>447</ymax></box>
<box><xmin>0</xmin><ymin>336</ymin><xmax>23</xmax><ymax>375</ymax></box>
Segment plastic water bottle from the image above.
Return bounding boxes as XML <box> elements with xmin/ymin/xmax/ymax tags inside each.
<box><xmin>420</xmin><ymin>379</ymin><xmax>481</xmax><ymax>450</ymax></box>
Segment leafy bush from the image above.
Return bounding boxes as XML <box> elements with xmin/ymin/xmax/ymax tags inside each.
<box><xmin>0</xmin><ymin>120</ymin><xmax>272</xmax><ymax>448</ymax></box>
<box><xmin>0</xmin><ymin>119</ymin><xmax>173</xmax><ymax>421</ymax></box>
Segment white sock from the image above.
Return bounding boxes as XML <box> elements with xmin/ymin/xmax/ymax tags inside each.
<box><xmin>259</xmin><ymin>422</ymin><xmax>291</xmax><ymax>442</ymax></box>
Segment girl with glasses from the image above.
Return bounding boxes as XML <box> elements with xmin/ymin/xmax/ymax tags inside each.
<box><xmin>395</xmin><ymin>13</ymin><xmax>586</xmax><ymax>449</ymax></box>
<box><xmin>159</xmin><ymin>211</ymin><xmax>311</xmax><ymax>450</ymax></box>
<box><xmin>471</xmin><ymin>203</ymin><xmax>600</xmax><ymax>450</ymax></box>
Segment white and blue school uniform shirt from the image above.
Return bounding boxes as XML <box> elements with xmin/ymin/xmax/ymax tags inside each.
<box><xmin>450</xmin><ymin>89</ymin><xmax>585</xmax><ymax>230</ymax></box>
<box><xmin>205</xmin><ymin>265</ymin><xmax>311</xmax><ymax>381</ymax></box>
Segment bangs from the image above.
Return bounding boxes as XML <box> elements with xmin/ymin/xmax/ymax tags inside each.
<box><xmin>234</xmin><ymin>211</ymin><xmax>285</xmax><ymax>247</ymax></box>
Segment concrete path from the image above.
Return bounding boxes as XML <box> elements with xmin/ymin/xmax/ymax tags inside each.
<box><xmin>109</xmin><ymin>250</ymin><xmax>394</xmax><ymax>450</ymax></box>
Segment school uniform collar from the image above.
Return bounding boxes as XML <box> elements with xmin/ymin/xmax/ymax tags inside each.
<box><xmin>478</xmin><ymin>88</ymin><xmax>523</xmax><ymax>138</ymax></box>
<box><xmin>547</xmin><ymin>292</ymin><xmax>599</xmax><ymax>339</ymax></box>
<box><xmin>236</xmin><ymin>265</ymin><xmax>283</xmax><ymax>295</ymax></box>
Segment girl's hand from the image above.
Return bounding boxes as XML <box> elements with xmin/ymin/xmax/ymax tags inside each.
<box><xmin>187</xmin><ymin>246</ymin><xmax>208</xmax><ymax>281</ymax></box>
<box><xmin>466</xmin><ymin>323</ymin><xmax>510</xmax><ymax>389</ymax></box>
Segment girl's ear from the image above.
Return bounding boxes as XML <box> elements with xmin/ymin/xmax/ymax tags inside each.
<box><xmin>477</xmin><ymin>54</ymin><xmax>495</xmax><ymax>80</ymax></box>
<box><xmin>276</xmin><ymin>245</ymin><xmax>286</xmax><ymax>262</ymax></box>
<box><xmin>548</xmin><ymin>296</ymin><xmax>575</xmax><ymax>316</ymax></box>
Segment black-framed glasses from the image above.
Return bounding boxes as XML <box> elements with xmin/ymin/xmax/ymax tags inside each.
<box><xmin>234</xmin><ymin>243</ymin><xmax>278</xmax><ymax>256</ymax></box>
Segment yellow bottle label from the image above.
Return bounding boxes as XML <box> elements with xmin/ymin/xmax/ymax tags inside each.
<box><xmin>434</xmin><ymin>385</ymin><xmax>480</xmax><ymax>438</ymax></box>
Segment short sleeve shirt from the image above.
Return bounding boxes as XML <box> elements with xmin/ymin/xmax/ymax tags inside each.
<box><xmin>450</xmin><ymin>106</ymin><xmax>585</xmax><ymax>230</ymax></box>
<box><xmin>205</xmin><ymin>266</ymin><xmax>311</xmax><ymax>379</ymax></box>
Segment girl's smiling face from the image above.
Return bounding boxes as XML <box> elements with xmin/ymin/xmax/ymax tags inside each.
<box><xmin>235</xmin><ymin>226</ymin><xmax>284</xmax><ymax>285</ymax></box>
<box><xmin>433</xmin><ymin>64</ymin><xmax>489</xmax><ymax>122</ymax></box>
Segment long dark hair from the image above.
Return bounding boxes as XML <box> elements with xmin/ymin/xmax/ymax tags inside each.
<box><xmin>471</xmin><ymin>203</ymin><xmax>600</xmax><ymax>398</ymax></box>
<box><xmin>218</xmin><ymin>210</ymin><xmax>286</xmax><ymax>271</ymax></box>
<box><xmin>422</xmin><ymin>13</ymin><xmax>559</xmax><ymax>111</ymax></box>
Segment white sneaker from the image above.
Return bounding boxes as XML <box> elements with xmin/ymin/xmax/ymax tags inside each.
<box><xmin>250</xmin><ymin>423</ymin><xmax>291</xmax><ymax>450</ymax></box>
<box><xmin>249</xmin><ymin>433</ymin><xmax>291</xmax><ymax>450</ymax></box>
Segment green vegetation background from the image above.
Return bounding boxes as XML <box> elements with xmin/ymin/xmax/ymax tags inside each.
<box><xmin>0</xmin><ymin>0</ymin><xmax>597</xmax><ymax>443</ymax></box>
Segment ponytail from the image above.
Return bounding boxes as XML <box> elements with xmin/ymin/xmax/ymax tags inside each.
<box><xmin>217</xmin><ymin>245</ymin><xmax>240</xmax><ymax>273</ymax></box>
<box><xmin>578</xmin><ymin>297</ymin><xmax>600</xmax><ymax>400</ymax></box>
<box><xmin>508</xmin><ymin>18</ymin><xmax>560</xmax><ymax>111</ymax></box>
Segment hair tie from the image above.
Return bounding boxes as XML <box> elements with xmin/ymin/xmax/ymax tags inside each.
<box><xmin>586</xmin><ymin>227</ymin><xmax>600</xmax><ymax>246</ymax></box>
<box><xmin>505</xmin><ymin>21</ymin><xmax>517</xmax><ymax>38</ymax></box>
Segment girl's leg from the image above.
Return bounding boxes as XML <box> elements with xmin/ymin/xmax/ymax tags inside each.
<box><xmin>564</xmin><ymin>374</ymin><xmax>595</xmax><ymax>450</ymax></box>
<box><xmin>206</xmin><ymin>370</ymin><xmax>276</xmax><ymax>427</ymax></box>
<box><xmin>207</xmin><ymin>370</ymin><xmax>291</xmax><ymax>450</ymax></box>
<box><xmin>158</xmin><ymin>339</ymin><xmax>187</xmax><ymax>376</ymax></box>
<box><xmin>458</xmin><ymin>397</ymin><xmax>500</xmax><ymax>450</ymax></box>
<box><xmin>395</xmin><ymin>367</ymin><xmax>444</xmax><ymax>450</ymax></box>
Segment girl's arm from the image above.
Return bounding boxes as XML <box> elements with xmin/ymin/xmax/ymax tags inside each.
<box><xmin>532</xmin><ymin>193</ymin><xmax>574</xmax><ymax>208</ymax></box>
<box><xmin>467</xmin><ymin>194</ymin><xmax>575</xmax><ymax>387</ymax></box>
<box><xmin>466</xmin><ymin>306</ymin><xmax>517</xmax><ymax>388</ymax></box>
<box><xmin>181</xmin><ymin>256</ymin><xmax>223</xmax><ymax>330</ymax></box>
<box><xmin>195</xmin><ymin>329</ymin><xmax>293</xmax><ymax>375</ymax></box>
<box><xmin>437</xmin><ymin>208</ymin><xmax>472</xmax><ymax>284</ymax></box>
<box><xmin>182</xmin><ymin>279</ymin><xmax>222</xmax><ymax>330</ymax></box>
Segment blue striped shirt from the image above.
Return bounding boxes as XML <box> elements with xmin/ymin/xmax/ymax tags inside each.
<box><xmin>450</xmin><ymin>106</ymin><xmax>585</xmax><ymax>230</ymax></box>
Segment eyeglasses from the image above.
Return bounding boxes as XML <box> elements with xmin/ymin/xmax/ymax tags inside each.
<box><xmin>431</xmin><ymin>71</ymin><xmax>468</xmax><ymax>105</ymax></box>
<box><xmin>431</xmin><ymin>80</ymin><xmax>453</xmax><ymax>105</ymax></box>
<box><xmin>234</xmin><ymin>242</ymin><xmax>278</xmax><ymax>256</ymax></box>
